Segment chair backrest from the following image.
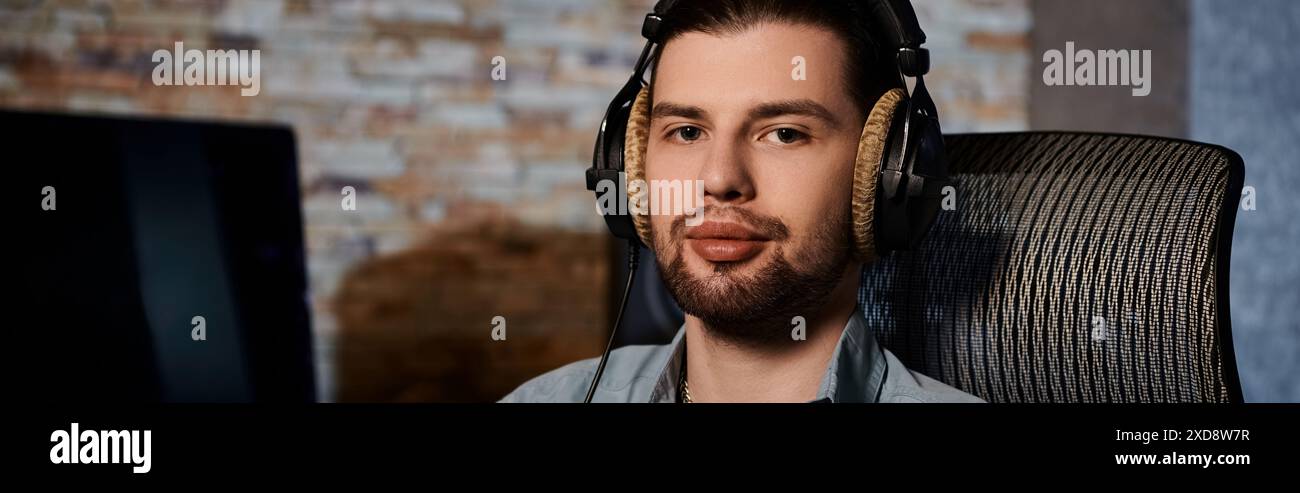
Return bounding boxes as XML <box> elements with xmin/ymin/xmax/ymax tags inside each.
<box><xmin>859</xmin><ymin>132</ymin><xmax>1245</xmax><ymax>403</ymax></box>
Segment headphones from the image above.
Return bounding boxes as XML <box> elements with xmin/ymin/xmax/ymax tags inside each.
<box><xmin>581</xmin><ymin>0</ymin><xmax>948</xmax><ymax>402</ymax></box>
<box><xmin>585</xmin><ymin>0</ymin><xmax>950</xmax><ymax>262</ymax></box>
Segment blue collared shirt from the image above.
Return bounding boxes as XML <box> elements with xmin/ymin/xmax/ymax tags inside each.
<box><xmin>500</xmin><ymin>311</ymin><xmax>985</xmax><ymax>403</ymax></box>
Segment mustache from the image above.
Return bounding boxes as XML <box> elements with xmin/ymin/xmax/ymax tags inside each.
<box><xmin>669</xmin><ymin>205</ymin><xmax>790</xmax><ymax>242</ymax></box>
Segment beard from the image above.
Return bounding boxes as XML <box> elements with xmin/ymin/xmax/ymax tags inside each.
<box><xmin>654</xmin><ymin>205</ymin><xmax>853</xmax><ymax>348</ymax></box>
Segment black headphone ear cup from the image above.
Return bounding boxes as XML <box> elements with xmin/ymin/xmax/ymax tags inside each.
<box><xmin>623</xmin><ymin>87</ymin><xmax>654</xmax><ymax>248</ymax></box>
<box><xmin>852</xmin><ymin>87</ymin><xmax>907</xmax><ymax>263</ymax></box>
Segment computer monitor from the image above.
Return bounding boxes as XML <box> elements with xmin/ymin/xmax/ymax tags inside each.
<box><xmin>11</xmin><ymin>109</ymin><xmax>316</xmax><ymax>402</ymax></box>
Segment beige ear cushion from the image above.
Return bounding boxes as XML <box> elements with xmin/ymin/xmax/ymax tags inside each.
<box><xmin>624</xmin><ymin>86</ymin><xmax>654</xmax><ymax>247</ymax></box>
<box><xmin>852</xmin><ymin>87</ymin><xmax>907</xmax><ymax>263</ymax></box>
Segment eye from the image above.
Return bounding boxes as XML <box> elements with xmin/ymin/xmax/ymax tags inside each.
<box><xmin>764</xmin><ymin>127</ymin><xmax>808</xmax><ymax>145</ymax></box>
<box><xmin>671</xmin><ymin>126</ymin><xmax>703</xmax><ymax>143</ymax></box>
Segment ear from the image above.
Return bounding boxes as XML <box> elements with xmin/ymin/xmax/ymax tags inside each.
<box><xmin>624</xmin><ymin>86</ymin><xmax>654</xmax><ymax>247</ymax></box>
<box><xmin>851</xmin><ymin>87</ymin><xmax>907</xmax><ymax>263</ymax></box>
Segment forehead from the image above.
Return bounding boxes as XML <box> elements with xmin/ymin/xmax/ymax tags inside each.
<box><xmin>652</xmin><ymin>22</ymin><xmax>855</xmax><ymax>116</ymax></box>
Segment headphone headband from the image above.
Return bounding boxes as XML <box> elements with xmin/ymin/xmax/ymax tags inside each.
<box><xmin>864</xmin><ymin>0</ymin><xmax>930</xmax><ymax>77</ymax></box>
<box><xmin>649</xmin><ymin>0</ymin><xmax>929</xmax><ymax>77</ymax></box>
<box><xmin>864</xmin><ymin>0</ymin><xmax>927</xmax><ymax>50</ymax></box>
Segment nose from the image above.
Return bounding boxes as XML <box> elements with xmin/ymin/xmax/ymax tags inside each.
<box><xmin>698</xmin><ymin>140</ymin><xmax>755</xmax><ymax>207</ymax></box>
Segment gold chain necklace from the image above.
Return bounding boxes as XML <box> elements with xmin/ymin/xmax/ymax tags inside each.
<box><xmin>678</xmin><ymin>361</ymin><xmax>692</xmax><ymax>403</ymax></box>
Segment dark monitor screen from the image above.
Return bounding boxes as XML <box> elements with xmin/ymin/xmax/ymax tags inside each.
<box><xmin>11</xmin><ymin>109</ymin><xmax>315</xmax><ymax>402</ymax></box>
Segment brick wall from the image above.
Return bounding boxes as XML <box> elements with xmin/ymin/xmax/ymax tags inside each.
<box><xmin>0</xmin><ymin>0</ymin><xmax>1030</xmax><ymax>401</ymax></box>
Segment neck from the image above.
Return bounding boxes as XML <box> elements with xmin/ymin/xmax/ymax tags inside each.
<box><xmin>683</xmin><ymin>266</ymin><xmax>861</xmax><ymax>403</ymax></box>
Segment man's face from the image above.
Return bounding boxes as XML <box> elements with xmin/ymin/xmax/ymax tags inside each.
<box><xmin>646</xmin><ymin>22</ymin><xmax>866</xmax><ymax>345</ymax></box>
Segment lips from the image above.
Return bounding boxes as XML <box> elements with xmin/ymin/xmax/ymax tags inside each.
<box><xmin>685</xmin><ymin>221</ymin><xmax>771</xmax><ymax>263</ymax></box>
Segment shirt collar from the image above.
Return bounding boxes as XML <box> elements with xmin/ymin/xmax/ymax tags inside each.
<box><xmin>647</xmin><ymin>310</ymin><xmax>888</xmax><ymax>403</ymax></box>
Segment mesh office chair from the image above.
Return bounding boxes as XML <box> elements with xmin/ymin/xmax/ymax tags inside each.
<box><xmin>859</xmin><ymin>132</ymin><xmax>1245</xmax><ymax>403</ymax></box>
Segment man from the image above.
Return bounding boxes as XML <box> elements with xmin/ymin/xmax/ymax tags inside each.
<box><xmin>502</xmin><ymin>0</ymin><xmax>983</xmax><ymax>403</ymax></box>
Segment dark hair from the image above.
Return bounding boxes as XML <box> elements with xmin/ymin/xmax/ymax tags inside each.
<box><xmin>647</xmin><ymin>0</ymin><xmax>904</xmax><ymax>118</ymax></box>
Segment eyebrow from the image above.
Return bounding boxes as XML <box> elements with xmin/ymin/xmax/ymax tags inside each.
<box><xmin>651</xmin><ymin>102</ymin><xmax>705</xmax><ymax>121</ymax></box>
<box><xmin>749</xmin><ymin>99</ymin><xmax>841</xmax><ymax>129</ymax></box>
<box><xmin>650</xmin><ymin>99</ymin><xmax>842</xmax><ymax>129</ymax></box>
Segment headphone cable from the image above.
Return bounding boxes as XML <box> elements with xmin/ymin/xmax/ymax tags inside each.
<box><xmin>584</xmin><ymin>239</ymin><xmax>640</xmax><ymax>403</ymax></box>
